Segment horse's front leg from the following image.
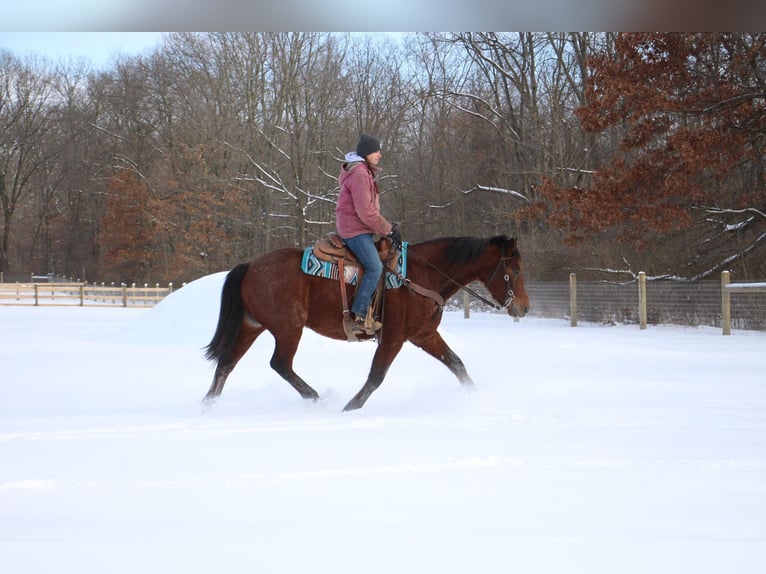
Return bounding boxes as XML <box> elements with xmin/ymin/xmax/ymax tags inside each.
<box><xmin>410</xmin><ymin>330</ymin><xmax>474</xmax><ymax>386</ymax></box>
<box><xmin>343</xmin><ymin>340</ymin><xmax>404</xmax><ymax>411</ymax></box>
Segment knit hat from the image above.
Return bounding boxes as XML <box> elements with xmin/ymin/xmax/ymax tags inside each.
<box><xmin>356</xmin><ymin>133</ymin><xmax>381</xmax><ymax>158</ymax></box>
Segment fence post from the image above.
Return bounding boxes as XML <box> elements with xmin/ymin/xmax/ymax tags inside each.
<box><xmin>79</xmin><ymin>284</ymin><xmax>85</xmax><ymax>306</ymax></box>
<box><xmin>122</xmin><ymin>285</ymin><xmax>128</xmax><ymax>307</ymax></box>
<box><xmin>569</xmin><ymin>273</ymin><xmax>577</xmax><ymax>327</ymax></box>
<box><xmin>34</xmin><ymin>284</ymin><xmax>39</xmax><ymax>306</ymax></box>
<box><xmin>463</xmin><ymin>290</ymin><xmax>470</xmax><ymax>319</ymax></box>
<box><xmin>638</xmin><ymin>271</ymin><xmax>647</xmax><ymax>330</ymax></box>
<box><xmin>722</xmin><ymin>270</ymin><xmax>731</xmax><ymax>335</ymax></box>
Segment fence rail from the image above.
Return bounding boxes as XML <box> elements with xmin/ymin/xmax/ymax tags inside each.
<box><xmin>3</xmin><ymin>272</ymin><xmax>765</xmax><ymax>334</ymax></box>
<box><xmin>0</xmin><ymin>282</ymin><xmax>174</xmax><ymax>307</ymax></box>
<box><xmin>448</xmin><ymin>272</ymin><xmax>766</xmax><ymax>334</ymax></box>
<box><xmin>721</xmin><ymin>271</ymin><xmax>766</xmax><ymax>335</ymax></box>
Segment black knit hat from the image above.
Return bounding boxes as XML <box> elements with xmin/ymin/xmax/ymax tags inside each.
<box><xmin>356</xmin><ymin>133</ymin><xmax>381</xmax><ymax>158</ymax></box>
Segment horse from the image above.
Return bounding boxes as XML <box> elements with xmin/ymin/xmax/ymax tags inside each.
<box><xmin>203</xmin><ymin>235</ymin><xmax>529</xmax><ymax>411</ymax></box>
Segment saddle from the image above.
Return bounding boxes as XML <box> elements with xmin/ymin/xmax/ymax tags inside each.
<box><xmin>312</xmin><ymin>232</ymin><xmax>394</xmax><ymax>268</ymax></box>
<box><xmin>312</xmin><ymin>233</ymin><xmax>396</xmax><ymax>342</ymax></box>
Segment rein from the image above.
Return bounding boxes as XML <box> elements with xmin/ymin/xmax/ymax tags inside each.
<box><xmin>386</xmin><ymin>267</ymin><xmax>445</xmax><ymax>308</ymax></box>
<box><xmin>407</xmin><ymin>247</ymin><xmax>517</xmax><ymax>311</ymax></box>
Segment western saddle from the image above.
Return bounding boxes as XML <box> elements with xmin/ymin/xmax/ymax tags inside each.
<box><xmin>312</xmin><ymin>232</ymin><xmax>397</xmax><ymax>342</ymax></box>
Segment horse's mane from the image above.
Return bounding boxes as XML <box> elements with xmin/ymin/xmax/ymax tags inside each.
<box><xmin>417</xmin><ymin>235</ymin><xmax>513</xmax><ymax>264</ymax></box>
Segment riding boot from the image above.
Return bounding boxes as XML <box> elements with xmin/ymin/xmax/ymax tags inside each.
<box><xmin>364</xmin><ymin>308</ymin><xmax>382</xmax><ymax>334</ymax></box>
<box><xmin>342</xmin><ymin>311</ymin><xmax>363</xmax><ymax>341</ymax></box>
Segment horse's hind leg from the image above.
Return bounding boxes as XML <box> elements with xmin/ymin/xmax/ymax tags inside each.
<box><xmin>269</xmin><ymin>332</ymin><xmax>320</xmax><ymax>401</ymax></box>
<box><xmin>411</xmin><ymin>331</ymin><xmax>474</xmax><ymax>386</ymax></box>
<box><xmin>204</xmin><ymin>363</ymin><xmax>235</xmax><ymax>405</ymax></box>
<box><xmin>203</xmin><ymin>326</ymin><xmax>264</xmax><ymax>405</ymax></box>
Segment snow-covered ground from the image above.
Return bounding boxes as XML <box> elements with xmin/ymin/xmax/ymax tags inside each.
<box><xmin>2</xmin><ymin>272</ymin><xmax>765</xmax><ymax>573</ymax></box>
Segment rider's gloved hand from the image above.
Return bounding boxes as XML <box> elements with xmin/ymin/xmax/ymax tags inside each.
<box><xmin>388</xmin><ymin>223</ymin><xmax>403</xmax><ymax>249</ymax></box>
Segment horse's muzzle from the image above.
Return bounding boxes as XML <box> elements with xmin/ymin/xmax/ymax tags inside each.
<box><xmin>510</xmin><ymin>302</ymin><xmax>529</xmax><ymax>318</ymax></box>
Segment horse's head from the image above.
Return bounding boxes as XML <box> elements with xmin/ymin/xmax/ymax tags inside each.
<box><xmin>484</xmin><ymin>236</ymin><xmax>530</xmax><ymax>318</ymax></box>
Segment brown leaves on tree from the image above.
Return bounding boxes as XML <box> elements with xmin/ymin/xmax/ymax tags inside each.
<box><xmin>540</xmin><ymin>33</ymin><xmax>766</xmax><ymax>250</ymax></box>
<box><xmin>99</xmin><ymin>169</ymin><xmax>155</xmax><ymax>282</ymax></box>
<box><xmin>99</xmin><ymin>153</ymin><xmax>251</xmax><ymax>284</ymax></box>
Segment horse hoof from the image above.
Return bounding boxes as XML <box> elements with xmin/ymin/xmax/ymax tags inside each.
<box><xmin>201</xmin><ymin>395</ymin><xmax>217</xmax><ymax>412</ymax></box>
<box><xmin>342</xmin><ymin>400</ymin><xmax>362</xmax><ymax>412</ymax></box>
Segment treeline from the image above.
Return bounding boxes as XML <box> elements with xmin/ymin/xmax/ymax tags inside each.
<box><xmin>1</xmin><ymin>32</ymin><xmax>764</xmax><ymax>285</ymax></box>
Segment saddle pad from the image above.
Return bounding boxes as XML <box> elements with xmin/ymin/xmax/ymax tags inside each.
<box><xmin>301</xmin><ymin>242</ymin><xmax>408</xmax><ymax>289</ymax></box>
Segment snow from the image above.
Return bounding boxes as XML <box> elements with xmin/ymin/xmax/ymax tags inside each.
<box><xmin>2</xmin><ymin>272</ymin><xmax>765</xmax><ymax>573</ymax></box>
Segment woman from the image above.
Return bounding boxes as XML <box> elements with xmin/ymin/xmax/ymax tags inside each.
<box><xmin>336</xmin><ymin>133</ymin><xmax>402</xmax><ymax>336</ymax></box>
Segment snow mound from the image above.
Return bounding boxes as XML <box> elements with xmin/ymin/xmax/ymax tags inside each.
<box><xmin>118</xmin><ymin>271</ymin><xmax>227</xmax><ymax>346</ymax></box>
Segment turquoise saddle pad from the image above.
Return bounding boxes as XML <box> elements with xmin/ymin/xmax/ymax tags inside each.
<box><xmin>301</xmin><ymin>242</ymin><xmax>408</xmax><ymax>289</ymax></box>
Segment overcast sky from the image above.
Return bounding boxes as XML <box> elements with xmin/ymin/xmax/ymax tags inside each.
<box><xmin>0</xmin><ymin>32</ymin><xmax>166</xmax><ymax>69</ymax></box>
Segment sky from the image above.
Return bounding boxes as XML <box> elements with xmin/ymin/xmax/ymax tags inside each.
<box><xmin>1</xmin><ymin>271</ymin><xmax>764</xmax><ymax>572</ymax></box>
<box><xmin>0</xmin><ymin>32</ymin><xmax>403</xmax><ymax>70</ymax></box>
<box><xmin>0</xmin><ymin>32</ymin><xmax>166</xmax><ymax>69</ymax></box>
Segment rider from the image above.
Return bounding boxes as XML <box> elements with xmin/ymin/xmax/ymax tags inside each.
<box><xmin>336</xmin><ymin>133</ymin><xmax>402</xmax><ymax>335</ymax></box>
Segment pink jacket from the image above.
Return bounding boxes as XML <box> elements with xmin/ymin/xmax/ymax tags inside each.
<box><xmin>336</xmin><ymin>154</ymin><xmax>393</xmax><ymax>239</ymax></box>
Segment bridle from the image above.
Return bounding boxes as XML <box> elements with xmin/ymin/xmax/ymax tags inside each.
<box><xmin>482</xmin><ymin>250</ymin><xmax>519</xmax><ymax>310</ymax></box>
<box><xmin>412</xmin><ymin>244</ymin><xmax>519</xmax><ymax>311</ymax></box>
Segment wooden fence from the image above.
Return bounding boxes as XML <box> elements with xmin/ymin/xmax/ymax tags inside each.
<box><xmin>4</xmin><ymin>272</ymin><xmax>765</xmax><ymax>334</ymax></box>
<box><xmin>721</xmin><ymin>271</ymin><xmax>766</xmax><ymax>335</ymax></box>
<box><xmin>0</xmin><ymin>282</ymin><xmax>175</xmax><ymax>307</ymax></box>
<box><xmin>451</xmin><ymin>271</ymin><xmax>766</xmax><ymax>334</ymax></box>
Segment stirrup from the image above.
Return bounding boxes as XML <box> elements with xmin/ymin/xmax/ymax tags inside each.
<box><xmin>342</xmin><ymin>313</ymin><xmax>363</xmax><ymax>342</ymax></box>
<box><xmin>362</xmin><ymin>310</ymin><xmax>382</xmax><ymax>334</ymax></box>
<box><xmin>353</xmin><ymin>317</ymin><xmax>369</xmax><ymax>334</ymax></box>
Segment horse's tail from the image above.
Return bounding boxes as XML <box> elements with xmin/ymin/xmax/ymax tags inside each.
<box><xmin>204</xmin><ymin>263</ymin><xmax>249</xmax><ymax>364</ymax></box>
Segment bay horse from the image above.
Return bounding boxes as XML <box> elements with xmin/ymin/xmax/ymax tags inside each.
<box><xmin>204</xmin><ymin>235</ymin><xmax>529</xmax><ymax>411</ymax></box>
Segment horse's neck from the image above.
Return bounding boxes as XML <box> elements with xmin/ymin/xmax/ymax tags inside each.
<box><xmin>439</xmin><ymin>267</ymin><xmax>481</xmax><ymax>297</ymax></box>
<box><xmin>412</xmin><ymin>253</ymin><xmax>481</xmax><ymax>297</ymax></box>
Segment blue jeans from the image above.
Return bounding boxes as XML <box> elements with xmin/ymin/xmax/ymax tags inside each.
<box><xmin>344</xmin><ymin>233</ymin><xmax>383</xmax><ymax>317</ymax></box>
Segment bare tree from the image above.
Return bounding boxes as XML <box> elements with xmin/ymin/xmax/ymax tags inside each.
<box><xmin>0</xmin><ymin>52</ymin><xmax>60</xmax><ymax>276</ymax></box>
